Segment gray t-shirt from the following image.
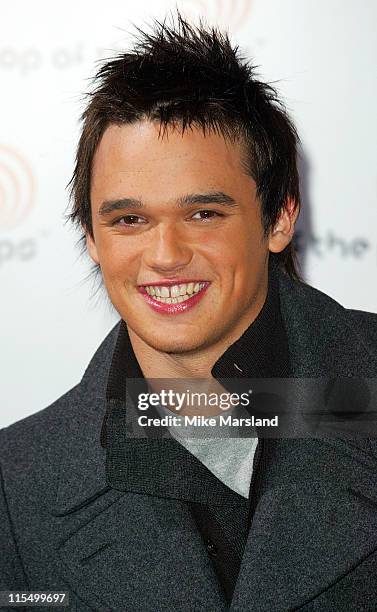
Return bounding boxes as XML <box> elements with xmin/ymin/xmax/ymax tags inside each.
<box><xmin>156</xmin><ymin>404</ymin><xmax>258</xmax><ymax>498</ymax></box>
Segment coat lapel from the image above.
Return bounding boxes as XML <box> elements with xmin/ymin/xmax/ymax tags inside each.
<box><xmin>49</xmin><ymin>332</ymin><xmax>226</xmax><ymax>611</ymax></box>
<box><xmin>230</xmin><ymin>270</ymin><xmax>377</xmax><ymax>610</ymax></box>
<box><xmin>230</xmin><ymin>471</ymin><xmax>377</xmax><ymax>611</ymax></box>
<box><xmin>53</xmin><ymin>487</ymin><xmax>226</xmax><ymax>611</ymax></box>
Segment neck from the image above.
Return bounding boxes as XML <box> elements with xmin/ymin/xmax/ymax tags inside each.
<box><xmin>127</xmin><ymin>330</ymin><xmax>224</xmax><ymax>379</ymax></box>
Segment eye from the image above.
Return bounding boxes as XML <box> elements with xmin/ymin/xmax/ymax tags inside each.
<box><xmin>191</xmin><ymin>210</ymin><xmax>223</xmax><ymax>220</ymax></box>
<box><xmin>113</xmin><ymin>215</ymin><xmax>147</xmax><ymax>226</ymax></box>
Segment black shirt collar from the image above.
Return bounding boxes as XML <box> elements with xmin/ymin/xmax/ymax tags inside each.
<box><xmin>211</xmin><ymin>257</ymin><xmax>291</xmax><ymax>379</ymax></box>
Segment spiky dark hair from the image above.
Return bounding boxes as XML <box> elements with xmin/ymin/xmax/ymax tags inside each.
<box><xmin>67</xmin><ymin>10</ymin><xmax>302</xmax><ymax>279</ymax></box>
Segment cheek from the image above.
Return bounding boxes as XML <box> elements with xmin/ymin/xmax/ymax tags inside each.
<box><xmin>96</xmin><ymin>235</ymin><xmax>139</xmax><ymax>277</ymax></box>
<box><xmin>221</xmin><ymin>236</ymin><xmax>261</xmax><ymax>270</ymax></box>
<box><xmin>229</xmin><ymin>237</ymin><xmax>267</xmax><ymax>294</ymax></box>
<box><xmin>199</xmin><ymin>227</ymin><xmax>260</xmax><ymax>278</ymax></box>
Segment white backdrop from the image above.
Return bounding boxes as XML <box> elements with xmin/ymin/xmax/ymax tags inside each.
<box><xmin>1</xmin><ymin>0</ymin><xmax>376</xmax><ymax>428</ymax></box>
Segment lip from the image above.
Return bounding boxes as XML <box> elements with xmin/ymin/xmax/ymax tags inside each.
<box><xmin>138</xmin><ymin>281</ymin><xmax>210</xmax><ymax>315</ymax></box>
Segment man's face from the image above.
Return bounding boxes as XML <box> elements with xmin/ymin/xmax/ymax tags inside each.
<box><xmin>88</xmin><ymin>121</ymin><xmax>279</xmax><ymax>355</ymax></box>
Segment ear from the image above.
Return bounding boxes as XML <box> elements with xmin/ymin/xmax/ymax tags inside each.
<box><xmin>268</xmin><ymin>198</ymin><xmax>299</xmax><ymax>254</ymax></box>
<box><xmin>85</xmin><ymin>231</ymin><xmax>100</xmax><ymax>264</ymax></box>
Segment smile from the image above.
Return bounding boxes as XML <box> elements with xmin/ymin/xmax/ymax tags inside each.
<box><xmin>138</xmin><ymin>281</ymin><xmax>210</xmax><ymax>314</ymax></box>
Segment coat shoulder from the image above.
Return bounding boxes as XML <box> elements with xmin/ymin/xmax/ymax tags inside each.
<box><xmin>279</xmin><ymin>271</ymin><xmax>377</xmax><ymax>342</ymax></box>
<box><xmin>346</xmin><ymin>308</ymin><xmax>377</xmax><ymax>343</ymax></box>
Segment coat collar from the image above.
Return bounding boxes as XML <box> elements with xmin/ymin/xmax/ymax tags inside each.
<box><xmin>52</xmin><ymin>267</ymin><xmax>377</xmax><ymax>516</ymax></box>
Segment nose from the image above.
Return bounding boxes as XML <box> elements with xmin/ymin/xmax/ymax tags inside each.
<box><xmin>142</xmin><ymin>222</ymin><xmax>193</xmax><ymax>274</ymax></box>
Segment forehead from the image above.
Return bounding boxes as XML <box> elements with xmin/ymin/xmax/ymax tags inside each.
<box><xmin>90</xmin><ymin>121</ymin><xmax>253</xmax><ymax>200</ymax></box>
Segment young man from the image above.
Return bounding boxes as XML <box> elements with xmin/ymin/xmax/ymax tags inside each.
<box><xmin>1</xmin><ymin>14</ymin><xmax>377</xmax><ymax>612</ymax></box>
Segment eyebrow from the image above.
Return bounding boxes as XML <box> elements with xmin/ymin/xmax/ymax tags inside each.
<box><xmin>98</xmin><ymin>191</ymin><xmax>237</xmax><ymax>216</ymax></box>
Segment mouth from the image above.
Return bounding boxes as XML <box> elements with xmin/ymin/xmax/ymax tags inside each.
<box><xmin>137</xmin><ymin>280</ymin><xmax>210</xmax><ymax>315</ymax></box>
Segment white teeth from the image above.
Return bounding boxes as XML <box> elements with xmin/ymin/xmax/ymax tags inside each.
<box><xmin>143</xmin><ymin>281</ymin><xmax>207</xmax><ymax>300</ymax></box>
<box><xmin>171</xmin><ymin>285</ymin><xmax>180</xmax><ymax>298</ymax></box>
<box><xmin>152</xmin><ymin>291</ymin><xmax>203</xmax><ymax>304</ymax></box>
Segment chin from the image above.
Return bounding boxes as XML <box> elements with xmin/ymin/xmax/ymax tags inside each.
<box><xmin>142</xmin><ymin>333</ymin><xmax>207</xmax><ymax>355</ymax></box>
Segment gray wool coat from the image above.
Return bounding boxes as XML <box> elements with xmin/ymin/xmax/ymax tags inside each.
<box><xmin>1</xmin><ymin>269</ymin><xmax>377</xmax><ymax>612</ymax></box>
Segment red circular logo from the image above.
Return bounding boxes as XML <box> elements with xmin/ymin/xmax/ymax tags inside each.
<box><xmin>0</xmin><ymin>145</ymin><xmax>35</xmax><ymax>230</ymax></box>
